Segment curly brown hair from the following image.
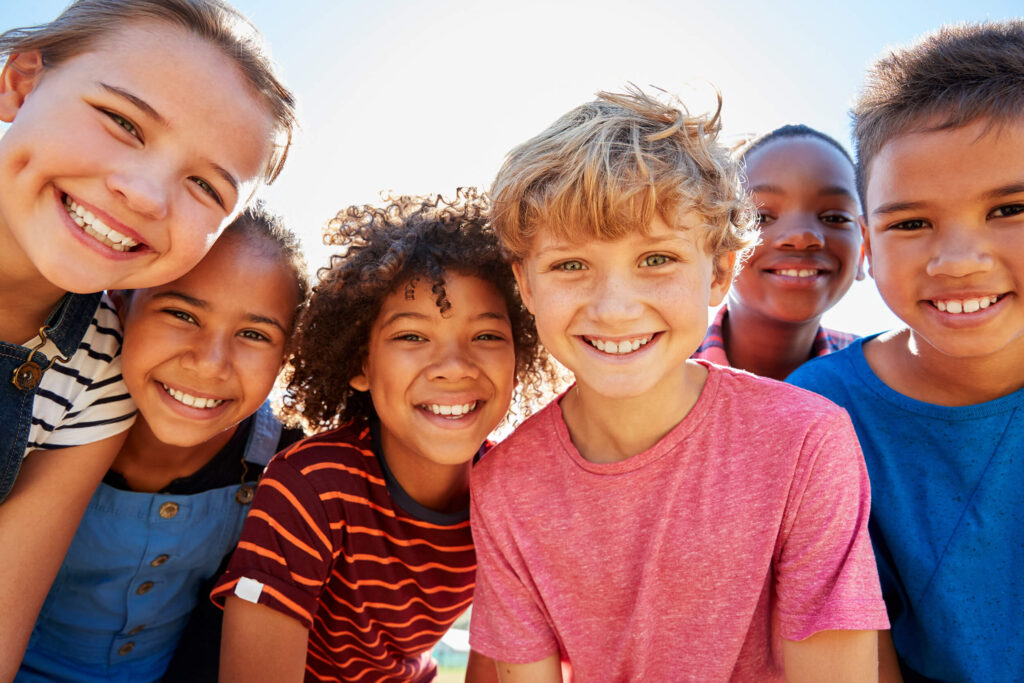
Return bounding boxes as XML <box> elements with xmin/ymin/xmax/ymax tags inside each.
<box><xmin>279</xmin><ymin>188</ymin><xmax>556</xmax><ymax>433</ymax></box>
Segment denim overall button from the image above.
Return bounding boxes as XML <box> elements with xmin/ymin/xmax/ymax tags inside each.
<box><xmin>127</xmin><ymin>624</ymin><xmax>146</xmax><ymax>635</ymax></box>
<box><xmin>158</xmin><ymin>502</ymin><xmax>179</xmax><ymax>519</ymax></box>
<box><xmin>118</xmin><ymin>642</ymin><xmax>135</xmax><ymax>656</ymax></box>
<box><xmin>11</xmin><ymin>362</ymin><xmax>42</xmax><ymax>391</ymax></box>
<box><xmin>136</xmin><ymin>581</ymin><xmax>154</xmax><ymax>595</ymax></box>
<box><xmin>150</xmin><ymin>554</ymin><xmax>169</xmax><ymax>567</ymax></box>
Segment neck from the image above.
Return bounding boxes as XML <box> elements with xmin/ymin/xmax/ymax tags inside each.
<box><xmin>380</xmin><ymin>439</ymin><xmax>472</xmax><ymax>514</ymax></box>
<box><xmin>0</xmin><ymin>220</ymin><xmax>70</xmax><ymax>343</ymax></box>
<box><xmin>561</xmin><ymin>360</ymin><xmax>707</xmax><ymax>463</ymax></box>
<box><xmin>113</xmin><ymin>418</ymin><xmax>238</xmax><ymax>493</ymax></box>
<box><xmin>723</xmin><ymin>304</ymin><xmax>822</xmax><ymax>380</ymax></box>
<box><xmin>864</xmin><ymin>329</ymin><xmax>1024</xmax><ymax>406</ymax></box>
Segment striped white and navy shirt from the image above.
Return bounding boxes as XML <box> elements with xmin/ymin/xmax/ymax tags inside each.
<box><xmin>26</xmin><ymin>293</ymin><xmax>135</xmax><ymax>456</ymax></box>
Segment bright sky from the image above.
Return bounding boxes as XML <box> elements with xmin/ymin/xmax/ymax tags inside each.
<box><xmin>7</xmin><ymin>0</ymin><xmax>1023</xmax><ymax>334</ymax></box>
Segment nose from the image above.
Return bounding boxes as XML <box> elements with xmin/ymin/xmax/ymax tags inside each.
<box><xmin>427</xmin><ymin>339</ymin><xmax>481</xmax><ymax>382</ymax></box>
<box><xmin>181</xmin><ymin>332</ymin><xmax>232</xmax><ymax>380</ymax></box>
<box><xmin>926</xmin><ymin>228</ymin><xmax>994</xmax><ymax>278</ymax></box>
<box><xmin>106</xmin><ymin>163</ymin><xmax>170</xmax><ymax>220</ymax></box>
<box><xmin>588</xmin><ymin>269</ymin><xmax>644</xmax><ymax>324</ymax></box>
<box><xmin>770</xmin><ymin>214</ymin><xmax>825</xmax><ymax>251</ymax></box>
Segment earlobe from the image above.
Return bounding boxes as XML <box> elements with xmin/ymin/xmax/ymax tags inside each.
<box><xmin>349</xmin><ymin>372</ymin><xmax>370</xmax><ymax>393</ymax></box>
<box><xmin>709</xmin><ymin>251</ymin><xmax>736</xmax><ymax>307</ymax></box>
<box><xmin>0</xmin><ymin>52</ymin><xmax>46</xmax><ymax>123</ymax></box>
<box><xmin>511</xmin><ymin>260</ymin><xmax>535</xmax><ymax>314</ymax></box>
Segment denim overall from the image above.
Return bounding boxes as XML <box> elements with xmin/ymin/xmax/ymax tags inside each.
<box><xmin>17</xmin><ymin>403</ymin><xmax>282</xmax><ymax>683</ymax></box>
<box><xmin>0</xmin><ymin>292</ymin><xmax>102</xmax><ymax>503</ymax></box>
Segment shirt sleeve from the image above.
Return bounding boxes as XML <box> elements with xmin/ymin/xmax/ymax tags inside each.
<box><xmin>31</xmin><ymin>295</ymin><xmax>136</xmax><ymax>451</ymax></box>
<box><xmin>468</xmin><ymin>466</ymin><xmax>561</xmax><ymax>664</ymax></box>
<box><xmin>774</xmin><ymin>410</ymin><xmax>890</xmax><ymax>640</ymax></box>
<box><xmin>211</xmin><ymin>451</ymin><xmax>335</xmax><ymax>629</ymax></box>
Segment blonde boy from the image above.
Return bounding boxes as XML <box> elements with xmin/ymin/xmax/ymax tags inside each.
<box><xmin>789</xmin><ymin>20</ymin><xmax>1024</xmax><ymax>681</ymax></box>
<box><xmin>469</xmin><ymin>88</ymin><xmax>890</xmax><ymax>682</ymax></box>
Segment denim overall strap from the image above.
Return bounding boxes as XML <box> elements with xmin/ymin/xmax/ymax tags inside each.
<box><xmin>0</xmin><ymin>292</ymin><xmax>102</xmax><ymax>502</ymax></box>
<box><xmin>242</xmin><ymin>401</ymin><xmax>283</xmax><ymax>468</ymax></box>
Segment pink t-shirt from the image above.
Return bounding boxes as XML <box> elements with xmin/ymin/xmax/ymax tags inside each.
<box><xmin>470</xmin><ymin>362</ymin><xmax>888</xmax><ymax>682</ymax></box>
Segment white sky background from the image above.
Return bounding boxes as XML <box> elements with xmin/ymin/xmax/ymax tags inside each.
<box><xmin>6</xmin><ymin>0</ymin><xmax>1023</xmax><ymax>335</ymax></box>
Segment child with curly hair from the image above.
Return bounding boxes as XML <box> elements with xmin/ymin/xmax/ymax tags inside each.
<box><xmin>213</xmin><ymin>190</ymin><xmax>552</xmax><ymax>683</ymax></box>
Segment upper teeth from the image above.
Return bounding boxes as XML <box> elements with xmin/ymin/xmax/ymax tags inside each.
<box><xmin>587</xmin><ymin>336</ymin><xmax>652</xmax><ymax>354</ymax></box>
<box><xmin>162</xmin><ymin>383</ymin><xmax>225</xmax><ymax>409</ymax></box>
<box><xmin>63</xmin><ymin>196</ymin><xmax>139</xmax><ymax>251</ymax></box>
<box><xmin>426</xmin><ymin>401</ymin><xmax>477</xmax><ymax>418</ymax></box>
<box><xmin>776</xmin><ymin>269</ymin><xmax>819</xmax><ymax>277</ymax></box>
<box><xmin>934</xmin><ymin>296</ymin><xmax>999</xmax><ymax>314</ymax></box>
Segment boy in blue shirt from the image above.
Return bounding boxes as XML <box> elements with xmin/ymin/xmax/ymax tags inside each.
<box><xmin>788</xmin><ymin>20</ymin><xmax>1024</xmax><ymax>682</ymax></box>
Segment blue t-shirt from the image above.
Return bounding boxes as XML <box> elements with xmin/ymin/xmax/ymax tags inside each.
<box><xmin>788</xmin><ymin>336</ymin><xmax>1024</xmax><ymax>683</ymax></box>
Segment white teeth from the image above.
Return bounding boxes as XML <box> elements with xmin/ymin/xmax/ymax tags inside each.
<box><xmin>63</xmin><ymin>195</ymin><xmax>139</xmax><ymax>251</ymax></box>
<box><xmin>161</xmin><ymin>383</ymin><xmax>225</xmax><ymax>409</ymax></box>
<box><xmin>933</xmin><ymin>296</ymin><xmax>999</xmax><ymax>315</ymax></box>
<box><xmin>588</xmin><ymin>336</ymin><xmax>652</xmax><ymax>355</ymax></box>
<box><xmin>776</xmin><ymin>269</ymin><xmax>820</xmax><ymax>278</ymax></box>
<box><xmin>425</xmin><ymin>401</ymin><xmax>478</xmax><ymax>419</ymax></box>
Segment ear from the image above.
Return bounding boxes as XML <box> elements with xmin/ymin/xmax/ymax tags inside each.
<box><xmin>708</xmin><ymin>251</ymin><xmax>736</xmax><ymax>307</ymax></box>
<box><xmin>511</xmin><ymin>260</ymin><xmax>535</xmax><ymax>314</ymax></box>
<box><xmin>349</xmin><ymin>368</ymin><xmax>370</xmax><ymax>393</ymax></box>
<box><xmin>0</xmin><ymin>52</ymin><xmax>45</xmax><ymax>123</ymax></box>
<box><xmin>858</xmin><ymin>215</ymin><xmax>873</xmax><ymax>280</ymax></box>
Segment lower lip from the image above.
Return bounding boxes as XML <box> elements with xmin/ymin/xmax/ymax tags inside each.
<box><xmin>155</xmin><ymin>381</ymin><xmax>232</xmax><ymax>420</ymax></box>
<box><xmin>578</xmin><ymin>333</ymin><xmax>660</xmax><ymax>360</ymax></box>
<box><xmin>55</xmin><ymin>189</ymin><xmax>145</xmax><ymax>261</ymax></box>
<box><xmin>922</xmin><ymin>296</ymin><xmax>1007</xmax><ymax>328</ymax></box>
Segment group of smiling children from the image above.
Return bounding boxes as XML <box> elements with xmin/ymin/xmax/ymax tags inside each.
<box><xmin>0</xmin><ymin>1</ymin><xmax>1020</xmax><ymax>681</ymax></box>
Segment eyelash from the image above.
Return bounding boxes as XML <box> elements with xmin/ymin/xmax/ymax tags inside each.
<box><xmin>887</xmin><ymin>219</ymin><xmax>929</xmax><ymax>231</ymax></box>
<box><xmin>990</xmin><ymin>203</ymin><xmax>1024</xmax><ymax>219</ymax></box>
<box><xmin>553</xmin><ymin>260</ymin><xmax>586</xmax><ymax>272</ymax></box>
<box><xmin>190</xmin><ymin>176</ymin><xmax>223</xmax><ymax>207</ymax></box>
<box><xmin>164</xmin><ymin>311</ymin><xmax>271</xmax><ymax>342</ymax></box>
<box><xmin>640</xmin><ymin>254</ymin><xmax>674</xmax><ymax>267</ymax></box>
<box><xmin>102</xmin><ymin>109</ymin><xmax>142</xmax><ymax>141</ymax></box>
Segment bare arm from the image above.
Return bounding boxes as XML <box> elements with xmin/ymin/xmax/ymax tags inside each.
<box><xmin>220</xmin><ymin>595</ymin><xmax>309</xmax><ymax>682</ymax></box>
<box><xmin>465</xmin><ymin>650</ymin><xmax>500</xmax><ymax>683</ymax></box>
<box><xmin>878</xmin><ymin>631</ymin><xmax>904</xmax><ymax>683</ymax></box>
<box><xmin>783</xmin><ymin>630</ymin><xmax>878</xmax><ymax>683</ymax></box>
<box><xmin>495</xmin><ymin>654</ymin><xmax>561</xmax><ymax>683</ymax></box>
<box><xmin>0</xmin><ymin>434</ymin><xmax>124</xmax><ymax>682</ymax></box>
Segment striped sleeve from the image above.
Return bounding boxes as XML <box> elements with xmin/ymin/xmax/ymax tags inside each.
<box><xmin>212</xmin><ymin>447</ymin><xmax>335</xmax><ymax>628</ymax></box>
<box><xmin>27</xmin><ymin>294</ymin><xmax>136</xmax><ymax>454</ymax></box>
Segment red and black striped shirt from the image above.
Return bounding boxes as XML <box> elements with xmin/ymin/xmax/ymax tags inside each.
<box><xmin>212</xmin><ymin>421</ymin><xmax>475</xmax><ymax>682</ymax></box>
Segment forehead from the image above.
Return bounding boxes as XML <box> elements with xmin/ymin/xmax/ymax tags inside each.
<box><xmin>864</xmin><ymin>116</ymin><xmax>1024</xmax><ymax>213</ymax></box>
<box><xmin>376</xmin><ymin>273</ymin><xmax>509</xmax><ymax>323</ymax></box>
<box><xmin>527</xmin><ymin>211</ymin><xmax>706</xmax><ymax>256</ymax></box>
<box><xmin>64</xmin><ymin>20</ymin><xmax>275</xmax><ymax>186</ymax></box>
<box><xmin>746</xmin><ymin>137</ymin><xmax>856</xmax><ymax>190</ymax></box>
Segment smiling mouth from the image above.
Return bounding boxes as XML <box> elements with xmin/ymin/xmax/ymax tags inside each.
<box><xmin>583</xmin><ymin>335</ymin><xmax>653</xmax><ymax>355</ymax></box>
<box><xmin>769</xmin><ymin>268</ymin><xmax>824</xmax><ymax>278</ymax></box>
<box><xmin>161</xmin><ymin>383</ymin><xmax>226</xmax><ymax>409</ymax></box>
<box><xmin>63</xmin><ymin>194</ymin><xmax>141</xmax><ymax>252</ymax></box>
<box><xmin>420</xmin><ymin>401</ymin><xmax>479</xmax><ymax>419</ymax></box>
<box><xmin>931</xmin><ymin>295</ymin><xmax>1002</xmax><ymax>314</ymax></box>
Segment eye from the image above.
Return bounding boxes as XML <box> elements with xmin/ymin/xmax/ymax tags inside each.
<box><xmin>475</xmin><ymin>332</ymin><xmax>508</xmax><ymax>342</ymax></box>
<box><xmin>164</xmin><ymin>309</ymin><xmax>197</xmax><ymax>324</ymax></box>
<box><xmin>757</xmin><ymin>212</ymin><xmax>776</xmax><ymax>226</ymax></box>
<box><xmin>239</xmin><ymin>329</ymin><xmax>271</xmax><ymax>342</ymax></box>
<box><xmin>554</xmin><ymin>260</ymin><xmax>586</xmax><ymax>272</ymax></box>
<box><xmin>189</xmin><ymin>177</ymin><xmax>223</xmax><ymax>207</ymax></box>
<box><xmin>887</xmin><ymin>218</ymin><xmax>929</xmax><ymax>232</ymax></box>
<box><xmin>101</xmin><ymin>109</ymin><xmax>142</xmax><ymax>141</ymax></box>
<box><xmin>393</xmin><ymin>333</ymin><xmax>427</xmax><ymax>342</ymax></box>
<box><xmin>989</xmin><ymin>203</ymin><xmax>1024</xmax><ymax>219</ymax></box>
<box><xmin>640</xmin><ymin>253</ymin><xmax>674</xmax><ymax>267</ymax></box>
<box><xmin>820</xmin><ymin>213</ymin><xmax>855</xmax><ymax>227</ymax></box>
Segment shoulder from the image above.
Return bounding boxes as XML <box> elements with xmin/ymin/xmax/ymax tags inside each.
<box><xmin>787</xmin><ymin>338</ymin><xmax>866</xmax><ymax>393</ymax></box>
<box><xmin>706</xmin><ymin>361</ymin><xmax>846</xmax><ymax>419</ymax></box>
<box><xmin>265</xmin><ymin>421</ymin><xmax>381</xmax><ymax>492</ymax></box>
<box><xmin>474</xmin><ymin>399</ymin><xmax>562</xmax><ymax>483</ymax></box>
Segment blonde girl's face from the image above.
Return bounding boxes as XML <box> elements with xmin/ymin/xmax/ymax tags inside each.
<box><xmin>120</xmin><ymin>233</ymin><xmax>298</xmax><ymax>447</ymax></box>
<box><xmin>0</xmin><ymin>20</ymin><xmax>276</xmax><ymax>295</ymax></box>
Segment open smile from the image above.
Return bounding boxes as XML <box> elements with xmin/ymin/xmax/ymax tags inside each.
<box><xmin>160</xmin><ymin>382</ymin><xmax>227</xmax><ymax>409</ymax></box>
<box><xmin>418</xmin><ymin>400</ymin><xmax>480</xmax><ymax>420</ymax></box>
<box><xmin>930</xmin><ymin>294</ymin><xmax>1002</xmax><ymax>314</ymax></box>
<box><xmin>582</xmin><ymin>334</ymin><xmax>655</xmax><ymax>355</ymax></box>
<box><xmin>62</xmin><ymin>193</ymin><xmax>144</xmax><ymax>253</ymax></box>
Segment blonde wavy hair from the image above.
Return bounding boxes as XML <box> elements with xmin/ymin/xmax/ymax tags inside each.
<box><xmin>490</xmin><ymin>85</ymin><xmax>757</xmax><ymax>278</ymax></box>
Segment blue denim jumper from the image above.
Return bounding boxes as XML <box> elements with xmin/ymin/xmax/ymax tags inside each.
<box><xmin>17</xmin><ymin>403</ymin><xmax>282</xmax><ymax>683</ymax></box>
<box><xmin>0</xmin><ymin>292</ymin><xmax>103</xmax><ymax>503</ymax></box>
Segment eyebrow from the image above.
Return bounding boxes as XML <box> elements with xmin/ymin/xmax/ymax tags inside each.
<box><xmin>151</xmin><ymin>292</ymin><xmax>288</xmax><ymax>333</ymax></box>
<box><xmin>100</xmin><ymin>82</ymin><xmax>239</xmax><ymax>194</ymax></box>
<box><xmin>751</xmin><ymin>183</ymin><xmax>857</xmax><ymax>200</ymax></box>
<box><xmin>871</xmin><ymin>200</ymin><xmax>927</xmax><ymax>217</ymax></box>
<box><xmin>983</xmin><ymin>182</ymin><xmax>1024</xmax><ymax>200</ymax></box>
<box><xmin>100</xmin><ymin>83</ymin><xmax>167</xmax><ymax>126</ymax></box>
